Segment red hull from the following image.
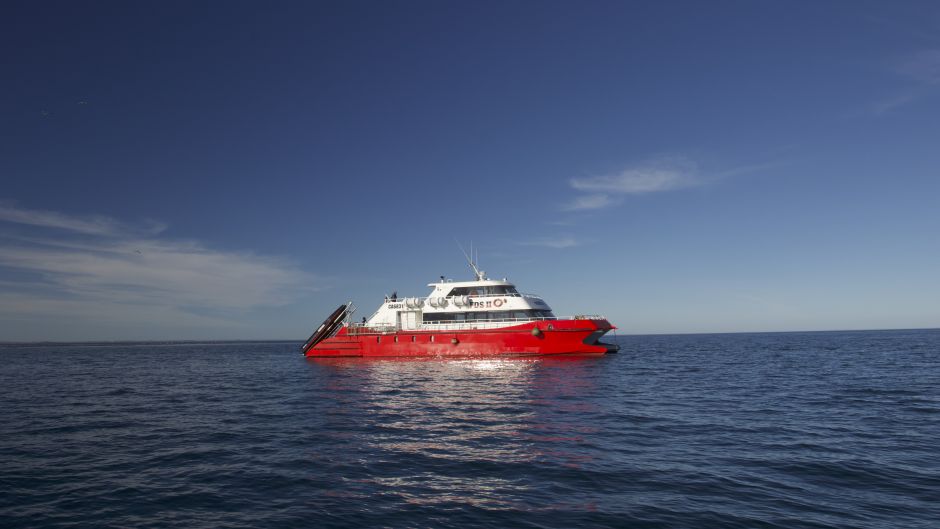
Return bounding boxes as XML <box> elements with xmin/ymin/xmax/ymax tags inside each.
<box><xmin>304</xmin><ymin>318</ymin><xmax>617</xmax><ymax>357</ymax></box>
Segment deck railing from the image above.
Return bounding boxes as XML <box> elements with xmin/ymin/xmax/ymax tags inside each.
<box><xmin>345</xmin><ymin>314</ymin><xmax>608</xmax><ymax>334</ymax></box>
<box><xmin>388</xmin><ymin>293</ymin><xmax>545</xmax><ymax>302</ymax></box>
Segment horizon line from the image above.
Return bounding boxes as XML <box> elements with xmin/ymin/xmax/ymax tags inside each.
<box><xmin>2</xmin><ymin>326</ymin><xmax>937</xmax><ymax>346</ymax></box>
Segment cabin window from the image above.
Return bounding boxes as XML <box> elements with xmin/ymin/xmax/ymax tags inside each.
<box><xmin>421</xmin><ymin>309</ymin><xmax>554</xmax><ymax>324</ymax></box>
<box><xmin>447</xmin><ymin>286</ymin><xmax>483</xmax><ymax>297</ymax></box>
<box><xmin>448</xmin><ymin>285</ymin><xmax>518</xmax><ymax>297</ymax></box>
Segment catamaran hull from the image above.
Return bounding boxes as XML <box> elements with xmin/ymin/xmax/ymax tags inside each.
<box><xmin>304</xmin><ymin>318</ymin><xmax>618</xmax><ymax>357</ymax></box>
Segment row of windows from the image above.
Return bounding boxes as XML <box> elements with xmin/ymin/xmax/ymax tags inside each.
<box><xmin>422</xmin><ymin>310</ymin><xmax>554</xmax><ymax>323</ymax></box>
<box><xmin>377</xmin><ymin>335</ymin><xmax>451</xmax><ymax>343</ymax></box>
<box><xmin>445</xmin><ymin>285</ymin><xmax>520</xmax><ymax>297</ymax></box>
<box><xmin>379</xmin><ymin>335</ymin><xmax>427</xmax><ymax>343</ymax></box>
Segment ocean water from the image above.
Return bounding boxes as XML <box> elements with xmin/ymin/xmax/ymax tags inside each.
<box><xmin>1</xmin><ymin>329</ymin><xmax>939</xmax><ymax>529</ymax></box>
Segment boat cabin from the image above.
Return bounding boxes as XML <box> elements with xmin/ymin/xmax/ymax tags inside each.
<box><xmin>360</xmin><ymin>275</ymin><xmax>555</xmax><ymax>331</ymax></box>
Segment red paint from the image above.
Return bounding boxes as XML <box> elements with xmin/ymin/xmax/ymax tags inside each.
<box><xmin>304</xmin><ymin>318</ymin><xmax>617</xmax><ymax>357</ymax></box>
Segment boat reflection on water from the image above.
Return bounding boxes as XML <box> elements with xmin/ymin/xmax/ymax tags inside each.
<box><xmin>303</xmin><ymin>355</ymin><xmax>608</xmax><ymax>510</ymax></box>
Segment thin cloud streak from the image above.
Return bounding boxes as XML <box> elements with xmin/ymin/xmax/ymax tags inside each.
<box><xmin>571</xmin><ymin>158</ymin><xmax>699</xmax><ymax>194</ymax></box>
<box><xmin>520</xmin><ymin>237</ymin><xmax>581</xmax><ymax>249</ymax></box>
<box><xmin>563</xmin><ymin>157</ymin><xmax>778</xmax><ymax>211</ymax></box>
<box><xmin>896</xmin><ymin>49</ymin><xmax>940</xmax><ymax>84</ymax></box>
<box><xmin>0</xmin><ymin>204</ymin><xmax>319</xmax><ymax>334</ymax></box>
<box><xmin>563</xmin><ymin>194</ymin><xmax>620</xmax><ymax>211</ymax></box>
<box><xmin>870</xmin><ymin>91</ymin><xmax>921</xmax><ymax>115</ymax></box>
<box><xmin>0</xmin><ymin>202</ymin><xmax>166</xmax><ymax>236</ymax></box>
<box><xmin>871</xmin><ymin>48</ymin><xmax>940</xmax><ymax>114</ymax></box>
<box><xmin>0</xmin><ymin>291</ymin><xmax>239</xmax><ymax>329</ymax></box>
<box><xmin>564</xmin><ymin>157</ymin><xmax>699</xmax><ymax>211</ymax></box>
<box><xmin>0</xmin><ymin>241</ymin><xmax>313</xmax><ymax>309</ymax></box>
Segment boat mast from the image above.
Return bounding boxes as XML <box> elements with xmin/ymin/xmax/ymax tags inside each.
<box><xmin>458</xmin><ymin>241</ymin><xmax>486</xmax><ymax>281</ymax></box>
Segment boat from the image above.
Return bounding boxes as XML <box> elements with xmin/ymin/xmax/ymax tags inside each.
<box><xmin>302</xmin><ymin>259</ymin><xmax>619</xmax><ymax>358</ymax></box>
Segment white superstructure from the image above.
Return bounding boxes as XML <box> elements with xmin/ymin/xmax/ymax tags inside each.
<box><xmin>360</xmin><ymin>273</ymin><xmax>556</xmax><ymax>332</ymax></box>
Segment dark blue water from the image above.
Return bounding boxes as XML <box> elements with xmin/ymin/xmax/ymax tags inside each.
<box><xmin>2</xmin><ymin>330</ymin><xmax>939</xmax><ymax>529</ymax></box>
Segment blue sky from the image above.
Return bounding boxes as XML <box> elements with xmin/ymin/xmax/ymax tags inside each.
<box><xmin>2</xmin><ymin>1</ymin><xmax>939</xmax><ymax>341</ymax></box>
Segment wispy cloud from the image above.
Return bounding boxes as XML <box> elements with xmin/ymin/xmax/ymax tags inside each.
<box><xmin>0</xmin><ymin>201</ymin><xmax>166</xmax><ymax>236</ymax></box>
<box><xmin>870</xmin><ymin>90</ymin><xmax>922</xmax><ymax>115</ymax></box>
<box><xmin>0</xmin><ymin>203</ymin><xmax>318</xmax><ymax>337</ymax></box>
<box><xmin>896</xmin><ymin>49</ymin><xmax>940</xmax><ymax>84</ymax></box>
<box><xmin>563</xmin><ymin>194</ymin><xmax>621</xmax><ymax>211</ymax></box>
<box><xmin>871</xmin><ymin>49</ymin><xmax>940</xmax><ymax>114</ymax></box>
<box><xmin>564</xmin><ymin>157</ymin><xmax>699</xmax><ymax>211</ymax></box>
<box><xmin>571</xmin><ymin>157</ymin><xmax>699</xmax><ymax>195</ymax></box>
<box><xmin>563</xmin><ymin>157</ymin><xmax>777</xmax><ymax>211</ymax></box>
<box><xmin>519</xmin><ymin>236</ymin><xmax>581</xmax><ymax>249</ymax></box>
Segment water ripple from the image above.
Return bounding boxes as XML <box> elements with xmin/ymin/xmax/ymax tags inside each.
<box><xmin>2</xmin><ymin>330</ymin><xmax>939</xmax><ymax>528</ymax></box>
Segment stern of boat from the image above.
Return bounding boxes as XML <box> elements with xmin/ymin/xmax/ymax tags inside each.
<box><xmin>574</xmin><ymin>316</ymin><xmax>620</xmax><ymax>353</ymax></box>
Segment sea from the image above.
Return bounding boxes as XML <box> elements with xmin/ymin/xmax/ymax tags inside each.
<box><xmin>1</xmin><ymin>329</ymin><xmax>938</xmax><ymax>529</ymax></box>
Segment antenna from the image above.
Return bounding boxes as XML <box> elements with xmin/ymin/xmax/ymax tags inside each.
<box><xmin>456</xmin><ymin>239</ymin><xmax>485</xmax><ymax>281</ymax></box>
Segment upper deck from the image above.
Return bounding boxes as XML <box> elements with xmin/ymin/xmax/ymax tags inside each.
<box><xmin>362</xmin><ymin>274</ymin><xmax>557</xmax><ymax>331</ymax></box>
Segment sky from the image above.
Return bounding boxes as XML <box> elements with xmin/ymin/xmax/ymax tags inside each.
<box><xmin>2</xmin><ymin>1</ymin><xmax>939</xmax><ymax>341</ymax></box>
